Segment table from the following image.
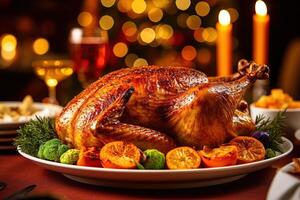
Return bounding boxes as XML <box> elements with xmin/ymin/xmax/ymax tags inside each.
<box><xmin>0</xmin><ymin>146</ymin><xmax>299</xmax><ymax>200</ymax></box>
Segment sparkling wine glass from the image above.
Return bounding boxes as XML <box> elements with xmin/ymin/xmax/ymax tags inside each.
<box><xmin>32</xmin><ymin>60</ymin><xmax>74</xmax><ymax>104</ymax></box>
<box><xmin>69</xmin><ymin>28</ymin><xmax>108</xmax><ymax>88</ymax></box>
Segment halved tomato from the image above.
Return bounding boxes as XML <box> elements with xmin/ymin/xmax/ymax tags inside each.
<box><xmin>99</xmin><ymin>141</ymin><xmax>141</xmax><ymax>169</ymax></box>
<box><xmin>199</xmin><ymin>145</ymin><xmax>238</xmax><ymax>168</ymax></box>
<box><xmin>77</xmin><ymin>147</ymin><xmax>102</xmax><ymax>167</ymax></box>
<box><xmin>230</xmin><ymin>136</ymin><xmax>266</xmax><ymax>164</ymax></box>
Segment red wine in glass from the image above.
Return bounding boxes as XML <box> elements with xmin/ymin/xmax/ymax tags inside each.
<box><xmin>71</xmin><ymin>34</ymin><xmax>108</xmax><ymax>88</ymax></box>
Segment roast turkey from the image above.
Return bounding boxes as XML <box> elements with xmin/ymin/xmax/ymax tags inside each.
<box><xmin>55</xmin><ymin>59</ymin><xmax>269</xmax><ymax>153</ymax></box>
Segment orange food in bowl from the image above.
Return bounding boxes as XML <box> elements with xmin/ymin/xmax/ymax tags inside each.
<box><xmin>199</xmin><ymin>145</ymin><xmax>238</xmax><ymax>168</ymax></box>
<box><xmin>255</xmin><ymin>89</ymin><xmax>300</xmax><ymax>109</ymax></box>
<box><xmin>230</xmin><ymin>136</ymin><xmax>265</xmax><ymax>164</ymax></box>
<box><xmin>99</xmin><ymin>141</ymin><xmax>141</xmax><ymax>169</ymax></box>
<box><xmin>166</xmin><ymin>147</ymin><xmax>201</xmax><ymax>169</ymax></box>
<box><xmin>77</xmin><ymin>147</ymin><xmax>102</xmax><ymax>167</ymax></box>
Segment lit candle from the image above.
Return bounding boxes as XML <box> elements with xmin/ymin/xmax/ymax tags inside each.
<box><xmin>253</xmin><ymin>0</ymin><xmax>269</xmax><ymax>64</ymax></box>
<box><xmin>216</xmin><ymin>10</ymin><xmax>232</xmax><ymax>76</ymax></box>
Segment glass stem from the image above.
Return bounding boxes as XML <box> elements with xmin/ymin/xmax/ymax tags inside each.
<box><xmin>48</xmin><ymin>85</ymin><xmax>57</xmax><ymax>102</ymax></box>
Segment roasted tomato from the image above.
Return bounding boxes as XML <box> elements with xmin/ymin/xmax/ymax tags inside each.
<box><xmin>77</xmin><ymin>147</ymin><xmax>102</xmax><ymax>167</ymax></box>
<box><xmin>199</xmin><ymin>145</ymin><xmax>238</xmax><ymax>168</ymax></box>
<box><xmin>99</xmin><ymin>141</ymin><xmax>141</xmax><ymax>169</ymax></box>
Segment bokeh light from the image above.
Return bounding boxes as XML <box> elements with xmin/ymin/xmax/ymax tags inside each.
<box><xmin>77</xmin><ymin>12</ymin><xmax>93</xmax><ymax>27</ymax></box>
<box><xmin>133</xmin><ymin>58</ymin><xmax>148</xmax><ymax>67</ymax></box>
<box><xmin>156</xmin><ymin>24</ymin><xmax>173</xmax><ymax>40</ymax></box>
<box><xmin>152</xmin><ymin>0</ymin><xmax>169</xmax><ymax>8</ymax></box>
<box><xmin>33</xmin><ymin>38</ymin><xmax>49</xmax><ymax>55</ymax></box>
<box><xmin>1</xmin><ymin>49</ymin><xmax>16</xmax><ymax>61</ymax></box>
<box><xmin>99</xmin><ymin>15</ymin><xmax>114</xmax><ymax>30</ymax></box>
<box><xmin>181</xmin><ymin>45</ymin><xmax>197</xmax><ymax>61</ymax></box>
<box><xmin>122</xmin><ymin>21</ymin><xmax>137</xmax><ymax>37</ymax></box>
<box><xmin>140</xmin><ymin>28</ymin><xmax>156</xmax><ymax>43</ymax></box>
<box><xmin>125</xmin><ymin>53</ymin><xmax>138</xmax><ymax>67</ymax></box>
<box><xmin>1</xmin><ymin>34</ymin><xmax>17</xmax><ymax>52</ymax></box>
<box><xmin>117</xmin><ymin>0</ymin><xmax>132</xmax><ymax>13</ymax></box>
<box><xmin>195</xmin><ymin>1</ymin><xmax>210</xmax><ymax>17</ymax></box>
<box><xmin>101</xmin><ymin>0</ymin><xmax>116</xmax><ymax>8</ymax></box>
<box><xmin>186</xmin><ymin>15</ymin><xmax>202</xmax><ymax>30</ymax></box>
<box><xmin>193</xmin><ymin>28</ymin><xmax>205</xmax><ymax>42</ymax></box>
<box><xmin>113</xmin><ymin>42</ymin><xmax>128</xmax><ymax>58</ymax></box>
<box><xmin>202</xmin><ymin>27</ymin><xmax>217</xmax><ymax>43</ymax></box>
<box><xmin>131</xmin><ymin>0</ymin><xmax>147</xmax><ymax>14</ymax></box>
<box><xmin>69</xmin><ymin>28</ymin><xmax>82</xmax><ymax>44</ymax></box>
<box><xmin>175</xmin><ymin>0</ymin><xmax>191</xmax><ymax>11</ymax></box>
<box><xmin>177</xmin><ymin>13</ymin><xmax>189</xmax><ymax>28</ymax></box>
<box><xmin>148</xmin><ymin>8</ymin><xmax>163</xmax><ymax>22</ymax></box>
<box><xmin>227</xmin><ymin>8</ymin><xmax>239</xmax><ymax>23</ymax></box>
<box><xmin>197</xmin><ymin>48</ymin><xmax>212</xmax><ymax>65</ymax></box>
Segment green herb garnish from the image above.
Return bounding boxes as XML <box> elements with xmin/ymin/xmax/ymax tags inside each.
<box><xmin>255</xmin><ymin>110</ymin><xmax>286</xmax><ymax>152</ymax></box>
<box><xmin>14</xmin><ymin>117</ymin><xmax>57</xmax><ymax>156</ymax></box>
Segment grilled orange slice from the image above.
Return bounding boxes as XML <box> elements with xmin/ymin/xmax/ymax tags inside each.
<box><xmin>99</xmin><ymin>141</ymin><xmax>141</xmax><ymax>169</ymax></box>
<box><xmin>199</xmin><ymin>145</ymin><xmax>238</xmax><ymax>168</ymax></box>
<box><xmin>230</xmin><ymin>136</ymin><xmax>266</xmax><ymax>164</ymax></box>
<box><xmin>166</xmin><ymin>147</ymin><xmax>201</xmax><ymax>169</ymax></box>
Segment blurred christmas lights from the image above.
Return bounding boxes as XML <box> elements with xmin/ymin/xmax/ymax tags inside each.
<box><xmin>33</xmin><ymin>38</ymin><xmax>49</xmax><ymax>55</ymax></box>
<box><xmin>99</xmin><ymin>15</ymin><xmax>114</xmax><ymax>30</ymax></box>
<box><xmin>77</xmin><ymin>12</ymin><xmax>93</xmax><ymax>27</ymax></box>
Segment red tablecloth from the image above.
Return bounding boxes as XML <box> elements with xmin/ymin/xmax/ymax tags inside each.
<box><xmin>0</xmin><ymin>147</ymin><xmax>298</xmax><ymax>200</ymax></box>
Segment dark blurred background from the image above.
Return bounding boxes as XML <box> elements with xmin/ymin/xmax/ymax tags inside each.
<box><xmin>0</xmin><ymin>0</ymin><xmax>299</xmax><ymax>105</ymax></box>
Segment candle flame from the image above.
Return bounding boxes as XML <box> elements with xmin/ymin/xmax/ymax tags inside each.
<box><xmin>255</xmin><ymin>0</ymin><xmax>267</xmax><ymax>16</ymax></box>
<box><xmin>218</xmin><ymin>10</ymin><xmax>231</xmax><ymax>26</ymax></box>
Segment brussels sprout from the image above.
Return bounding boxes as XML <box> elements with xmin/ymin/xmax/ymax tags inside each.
<box><xmin>37</xmin><ymin>143</ymin><xmax>46</xmax><ymax>159</ymax></box>
<box><xmin>60</xmin><ymin>149</ymin><xmax>80</xmax><ymax>164</ymax></box>
<box><xmin>266</xmin><ymin>148</ymin><xmax>278</xmax><ymax>158</ymax></box>
<box><xmin>143</xmin><ymin>149</ymin><xmax>165</xmax><ymax>169</ymax></box>
<box><xmin>38</xmin><ymin>138</ymin><xmax>69</xmax><ymax>161</ymax></box>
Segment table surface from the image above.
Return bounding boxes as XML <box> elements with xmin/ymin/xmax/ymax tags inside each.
<box><xmin>0</xmin><ymin>146</ymin><xmax>299</xmax><ymax>200</ymax></box>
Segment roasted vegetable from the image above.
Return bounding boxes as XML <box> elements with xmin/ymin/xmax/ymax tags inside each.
<box><xmin>142</xmin><ymin>149</ymin><xmax>165</xmax><ymax>169</ymax></box>
<box><xmin>60</xmin><ymin>149</ymin><xmax>80</xmax><ymax>164</ymax></box>
<box><xmin>251</xmin><ymin>131</ymin><xmax>270</xmax><ymax>148</ymax></box>
<box><xmin>77</xmin><ymin>147</ymin><xmax>102</xmax><ymax>167</ymax></box>
<box><xmin>199</xmin><ymin>145</ymin><xmax>238</xmax><ymax>168</ymax></box>
<box><xmin>37</xmin><ymin>139</ymin><xmax>69</xmax><ymax>161</ymax></box>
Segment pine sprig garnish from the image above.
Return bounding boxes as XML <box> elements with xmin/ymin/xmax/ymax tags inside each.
<box><xmin>14</xmin><ymin>117</ymin><xmax>57</xmax><ymax>156</ymax></box>
<box><xmin>255</xmin><ymin>110</ymin><xmax>287</xmax><ymax>152</ymax></box>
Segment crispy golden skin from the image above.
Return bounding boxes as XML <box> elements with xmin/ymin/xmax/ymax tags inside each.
<box><xmin>55</xmin><ymin>60</ymin><xmax>269</xmax><ymax>153</ymax></box>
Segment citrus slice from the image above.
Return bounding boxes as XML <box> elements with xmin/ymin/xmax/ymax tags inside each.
<box><xmin>99</xmin><ymin>141</ymin><xmax>141</xmax><ymax>169</ymax></box>
<box><xmin>166</xmin><ymin>147</ymin><xmax>201</xmax><ymax>169</ymax></box>
<box><xmin>199</xmin><ymin>145</ymin><xmax>238</xmax><ymax>168</ymax></box>
<box><xmin>230</xmin><ymin>136</ymin><xmax>266</xmax><ymax>164</ymax></box>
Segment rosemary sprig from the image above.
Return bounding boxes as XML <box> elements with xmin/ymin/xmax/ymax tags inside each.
<box><xmin>14</xmin><ymin>117</ymin><xmax>57</xmax><ymax>156</ymax></box>
<box><xmin>255</xmin><ymin>110</ymin><xmax>287</xmax><ymax>152</ymax></box>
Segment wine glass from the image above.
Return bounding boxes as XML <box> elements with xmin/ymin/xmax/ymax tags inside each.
<box><xmin>69</xmin><ymin>28</ymin><xmax>108</xmax><ymax>88</ymax></box>
<box><xmin>32</xmin><ymin>60</ymin><xmax>74</xmax><ymax>104</ymax></box>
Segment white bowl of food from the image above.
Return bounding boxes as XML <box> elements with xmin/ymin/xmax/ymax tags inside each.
<box><xmin>250</xmin><ymin>89</ymin><xmax>300</xmax><ymax>139</ymax></box>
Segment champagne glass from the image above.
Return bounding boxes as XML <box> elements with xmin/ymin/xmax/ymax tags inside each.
<box><xmin>32</xmin><ymin>60</ymin><xmax>74</xmax><ymax>104</ymax></box>
<box><xmin>69</xmin><ymin>28</ymin><xmax>108</xmax><ymax>88</ymax></box>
